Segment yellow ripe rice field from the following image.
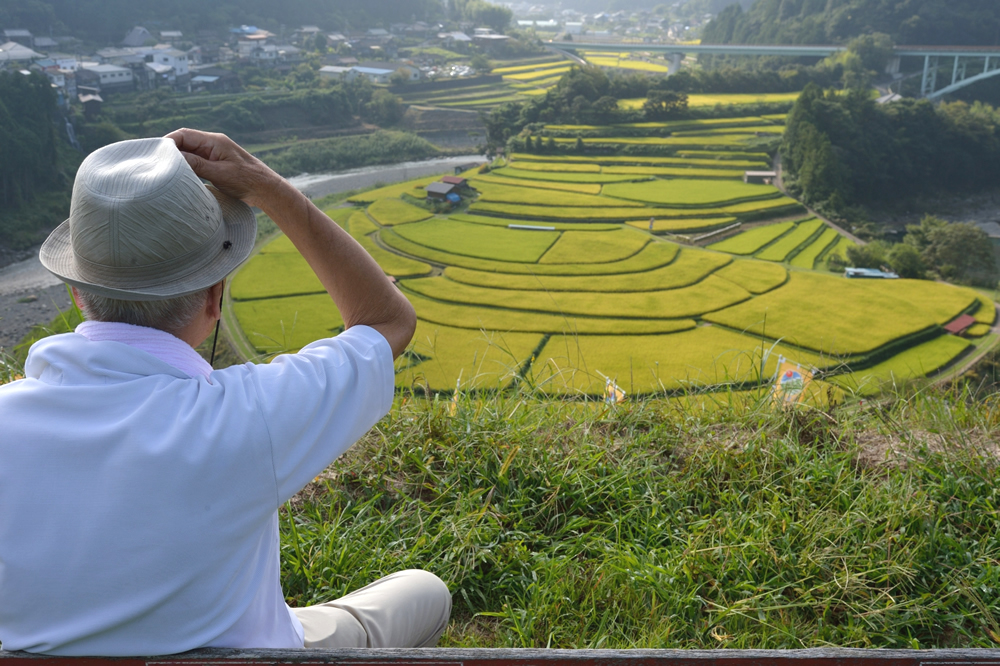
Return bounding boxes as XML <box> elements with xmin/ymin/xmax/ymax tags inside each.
<box><xmin>533</xmin><ymin>326</ymin><xmax>830</xmax><ymax>395</ymax></box>
<box><xmin>619</xmin><ymin>92</ymin><xmax>802</xmax><ymax>109</ymax></box>
<box><xmin>471</xmin><ymin>181</ymin><xmax>640</xmax><ymax>208</ymax></box>
<box><xmin>442</xmin><ymin>248</ymin><xmax>729</xmax><ymax>292</ymax></box>
<box><xmin>703</xmin><ymin>272</ymin><xmax>979</xmax><ymax>356</ymax></box>
<box><xmin>392</xmin><ymin>218</ymin><xmax>560</xmax><ymax>263</ymax></box>
<box><xmin>602</xmin><ymin>179</ymin><xmax>781</xmax><ymax>207</ymax></box>
<box><xmin>827</xmin><ymin>335</ymin><xmax>972</xmax><ymax>396</ymax></box>
<box><xmin>539</xmin><ymin>230</ymin><xmax>650</xmax><ymax>264</ymax></box>
<box><xmin>231</xmin><ymin>114</ymin><xmax>996</xmax><ymax>397</ymax></box>
<box><xmin>367</xmin><ymin>198</ymin><xmax>433</xmax><ymax>226</ymax></box>
<box><xmin>402</xmin><ymin>273</ymin><xmax>751</xmax><ymax>320</ymax></box>
<box><xmin>708</xmin><ymin>221</ymin><xmax>798</xmax><ymax>255</ymax></box>
<box><xmin>396</xmin><ymin>321</ymin><xmax>543</xmax><ymax>391</ymax></box>
<box><xmin>470</xmin><ymin>172</ymin><xmax>604</xmax><ymax>195</ymax></box>
<box><xmin>405</xmin><ymin>291</ymin><xmax>698</xmax><ymax>336</ymax></box>
<box><xmin>754</xmin><ymin>219</ymin><xmax>826</xmax><ymax>262</ymax></box>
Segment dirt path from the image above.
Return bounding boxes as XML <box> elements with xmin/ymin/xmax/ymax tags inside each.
<box><xmin>0</xmin><ymin>254</ymin><xmax>73</xmax><ymax>351</ymax></box>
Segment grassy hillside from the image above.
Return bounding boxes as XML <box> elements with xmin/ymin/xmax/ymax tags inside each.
<box><xmin>273</xmin><ymin>388</ymin><xmax>1000</xmax><ymax>648</ymax></box>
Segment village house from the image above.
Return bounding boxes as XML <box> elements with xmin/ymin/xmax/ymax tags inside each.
<box><xmin>0</xmin><ymin>41</ymin><xmax>43</xmax><ymax>66</ymax></box>
<box><xmin>78</xmin><ymin>63</ymin><xmax>134</xmax><ymax>94</ymax></box>
<box><xmin>151</xmin><ymin>48</ymin><xmax>190</xmax><ymax>77</ymax></box>
<box><xmin>318</xmin><ymin>65</ymin><xmax>352</xmax><ymax>81</ymax></box>
<box><xmin>438</xmin><ymin>31</ymin><xmax>472</xmax><ymax>49</ymax></box>
<box><xmin>326</xmin><ymin>33</ymin><xmax>349</xmax><ymax>49</ymax></box>
<box><xmin>472</xmin><ymin>32</ymin><xmax>513</xmax><ymax>54</ymax></box>
<box><xmin>96</xmin><ymin>47</ymin><xmax>139</xmax><ymax>65</ymax></box>
<box><xmin>122</xmin><ymin>26</ymin><xmax>153</xmax><ymax>48</ymax></box>
<box><xmin>359</xmin><ymin>60</ymin><xmax>421</xmax><ymax>82</ymax></box>
<box><xmin>2</xmin><ymin>29</ymin><xmax>34</xmax><ymax>48</ymax></box>
<box><xmin>293</xmin><ymin>26</ymin><xmax>322</xmax><ymax>46</ymax></box>
<box><xmin>188</xmin><ymin>66</ymin><xmax>238</xmax><ymax>92</ymax></box>
<box><xmin>348</xmin><ymin>66</ymin><xmax>395</xmax><ymax>84</ymax></box>
<box><xmin>33</xmin><ymin>36</ymin><xmax>58</xmax><ymax>50</ymax></box>
<box><xmin>425</xmin><ymin>181</ymin><xmax>457</xmax><ymax>200</ymax></box>
<box><xmin>744</xmin><ymin>170</ymin><xmax>777</xmax><ymax>185</ymax></box>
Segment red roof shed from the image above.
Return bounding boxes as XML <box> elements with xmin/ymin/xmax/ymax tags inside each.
<box><xmin>441</xmin><ymin>175</ymin><xmax>467</xmax><ymax>186</ymax></box>
<box><xmin>943</xmin><ymin>314</ymin><xmax>977</xmax><ymax>335</ymax></box>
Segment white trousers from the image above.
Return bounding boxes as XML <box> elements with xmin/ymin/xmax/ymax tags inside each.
<box><xmin>291</xmin><ymin>569</ymin><xmax>451</xmax><ymax>648</ymax></box>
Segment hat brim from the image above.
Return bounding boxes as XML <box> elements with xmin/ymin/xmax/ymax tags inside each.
<box><xmin>39</xmin><ymin>185</ymin><xmax>257</xmax><ymax>301</ymax></box>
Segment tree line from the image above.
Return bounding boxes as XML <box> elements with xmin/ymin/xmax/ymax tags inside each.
<box><xmin>783</xmin><ymin>84</ymin><xmax>1000</xmax><ymax>212</ymax></box>
<box><xmin>783</xmin><ymin>84</ymin><xmax>1000</xmax><ymax>286</ymax></box>
<box><xmin>703</xmin><ymin>0</ymin><xmax>1000</xmax><ymax>47</ymax></box>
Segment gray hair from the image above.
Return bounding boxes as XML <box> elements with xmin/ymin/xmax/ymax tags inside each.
<box><xmin>74</xmin><ymin>288</ymin><xmax>210</xmax><ymax>335</ymax></box>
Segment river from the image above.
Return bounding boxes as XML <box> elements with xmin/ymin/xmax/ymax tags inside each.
<box><xmin>286</xmin><ymin>154</ymin><xmax>485</xmax><ymax>200</ymax></box>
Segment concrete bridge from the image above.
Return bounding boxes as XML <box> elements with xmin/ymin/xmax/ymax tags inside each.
<box><xmin>549</xmin><ymin>41</ymin><xmax>1000</xmax><ymax>99</ymax></box>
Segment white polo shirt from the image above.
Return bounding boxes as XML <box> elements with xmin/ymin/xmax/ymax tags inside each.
<box><xmin>0</xmin><ymin>324</ymin><xmax>394</xmax><ymax>656</ymax></box>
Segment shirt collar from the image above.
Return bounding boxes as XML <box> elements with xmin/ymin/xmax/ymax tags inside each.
<box><xmin>75</xmin><ymin>321</ymin><xmax>214</xmax><ymax>380</ymax></box>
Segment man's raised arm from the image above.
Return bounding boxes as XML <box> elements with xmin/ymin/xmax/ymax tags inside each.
<box><xmin>167</xmin><ymin>128</ymin><xmax>416</xmax><ymax>358</ymax></box>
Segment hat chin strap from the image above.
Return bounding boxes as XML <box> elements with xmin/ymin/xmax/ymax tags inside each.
<box><xmin>209</xmin><ymin>288</ymin><xmax>223</xmax><ymax>367</ymax></box>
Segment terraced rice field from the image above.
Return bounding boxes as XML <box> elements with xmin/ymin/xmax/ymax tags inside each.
<box><xmin>619</xmin><ymin>92</ymin><xmax>802</xmax><ymax>109</ymax></box>
<box><xmin>583</xmin><ymin>52</ymin><xmax>672</xmax><ymax>73</ymax></box>
<box><xmin>232</xmin><ymin>114</ymin><xmax>991</xmax><ymax>397</ymax></box>
<box><xmin>400</xmin><ymin>58</ymin><xmax>572</xmax><ymax>110</ymax></box>
<box><xmin>709</xmin><ymin>218</ymin><xmax>858</xmax><ymax>270</ymax></box>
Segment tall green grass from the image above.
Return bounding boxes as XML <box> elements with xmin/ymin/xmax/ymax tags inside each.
<box><xmin>282</xmin><ymin>387</ymin><xmax>1000</xmax><ymax>648</ymax></box>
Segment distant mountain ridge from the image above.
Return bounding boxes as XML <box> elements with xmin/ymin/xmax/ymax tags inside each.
<box><xmin>703</xmin><ymin>0</ymin><xmax>1000</xmax><ymax>47</ymax></box>
<box><xmin>0</xmin><ymin>0</ymin><xmax>445</xmax><ymax>44</ymax></box>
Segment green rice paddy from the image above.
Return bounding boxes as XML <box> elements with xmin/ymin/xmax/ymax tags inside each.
<box><xmin>602</xmin><ymin>179</ymin><xmax>781</xmax><ymax>207</ymax></box>
<box><xmin>231</xmin><ymin>114</ymin><xmax>994</xmax><ymax>397</ymax></box>
<box><xmin>619</xmin><ymin>92</ymin><xmax>801</xmax><ymax>109</ymax></box>
<box><xmin>367</xmin><ymin>198</ymin><xmax>433</xmax><ymax>226</ymax></box>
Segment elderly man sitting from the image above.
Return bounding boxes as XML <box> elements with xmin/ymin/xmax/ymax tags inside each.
<box><xmin>0</xmin><ymin>130</ymin><xmax>451</xmax><ymax>655</ymax></box>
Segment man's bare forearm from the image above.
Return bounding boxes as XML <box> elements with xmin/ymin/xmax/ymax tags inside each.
<box><xmin>167</xmin><ymin>128</ymin><xmax>415</xmax><ymax>358</ymax></box>
<box><xmin>257</xmin><ymin>180</ymin><xmax>415</xmax><ymax>357</ymax></box>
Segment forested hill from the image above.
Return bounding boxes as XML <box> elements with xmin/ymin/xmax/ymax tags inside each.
<box><xmin>703</xmin><ymin>0</ymin><xmax>1000</xmax><ymax>47</ymax></box>
<box><xmin>0</xmin><ymin>0</ymin><xmax>444</xmax><ymax>43</ymax></box>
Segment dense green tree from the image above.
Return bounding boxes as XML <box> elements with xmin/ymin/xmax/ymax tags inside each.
<box><xmin>643</xmin><ymin>90</ymin><xmax>689</xmax><ymax>120</ymax></box>
<box><xmin>887</xmin><ymin>243</ymin><xmax>926</xmax><ymax>279</ymax></box>
<box><xmin>363</xmin><ymin>89</ymin><xmax>404</xmax><ymax>126</ymax></box>
<box><xmin>470</xmin><ymin>54</ymin><xmax>492</xmax><ymax>74</ymax></box>
<box><xmin>783</xmin><ymin>88</ymin><xmax>1000</xmax><ymax>213</ymax></box>
<box><xmin>846</xmin><ymin>241</ymin><xmax>890</xmax><ymax>270</ymax></box>
<box><xmin>451</xmin><ymin>0</ymin><xmax>512</xmax><ymax>33</ymax></box>
<box><xmin>0</xmin><ymin>71</ymin><xmax>58</xmax><ymax>210</ymax></box>
<box><xmin>702</xmin><ymin>0</ymin><xmax>1000</xmax><ymax>47</ymax></box>
<box><xmin>922</xmin><ymin>222</ymin><xmax>997</xmax><ymax>285</ymax></box>
<box><xmin>904</xmin><ymin>215</ymin><xmax>949</xmax><ymax>253</ymax></box>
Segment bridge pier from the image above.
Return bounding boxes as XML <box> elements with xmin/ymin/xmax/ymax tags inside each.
<box><xmin>667</xmin><ymin>52</ymin><xmax>682</xmax><ymax>75</ymax></box>
<box><xmin>921</xmin><ymin>55</ymin><xmax>939</xmax><ymax>97</ymax></box>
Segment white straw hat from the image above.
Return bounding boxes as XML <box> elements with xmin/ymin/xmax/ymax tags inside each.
<box><xmin>40</xmin><ymin>137</ymin><xmax>256</xmax><ymax>301</ymax></box>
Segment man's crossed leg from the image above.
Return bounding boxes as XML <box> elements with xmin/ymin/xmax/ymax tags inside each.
<box><xmin>293</xmin><ymin>570</ymin><xmax>451</xmax><ymax>648</ymax></box>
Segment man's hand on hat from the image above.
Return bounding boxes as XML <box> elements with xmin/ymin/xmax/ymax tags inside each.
<box><xmin>166</xmin><ymin>128</ymin><xmax>284</xmax><ymax>210</ymax></box>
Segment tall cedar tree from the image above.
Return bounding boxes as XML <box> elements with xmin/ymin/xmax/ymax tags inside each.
<box><xmin>0</xmin><ymin>71</ymin><xmax>58</xmax><ymax>210</ymax></box>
